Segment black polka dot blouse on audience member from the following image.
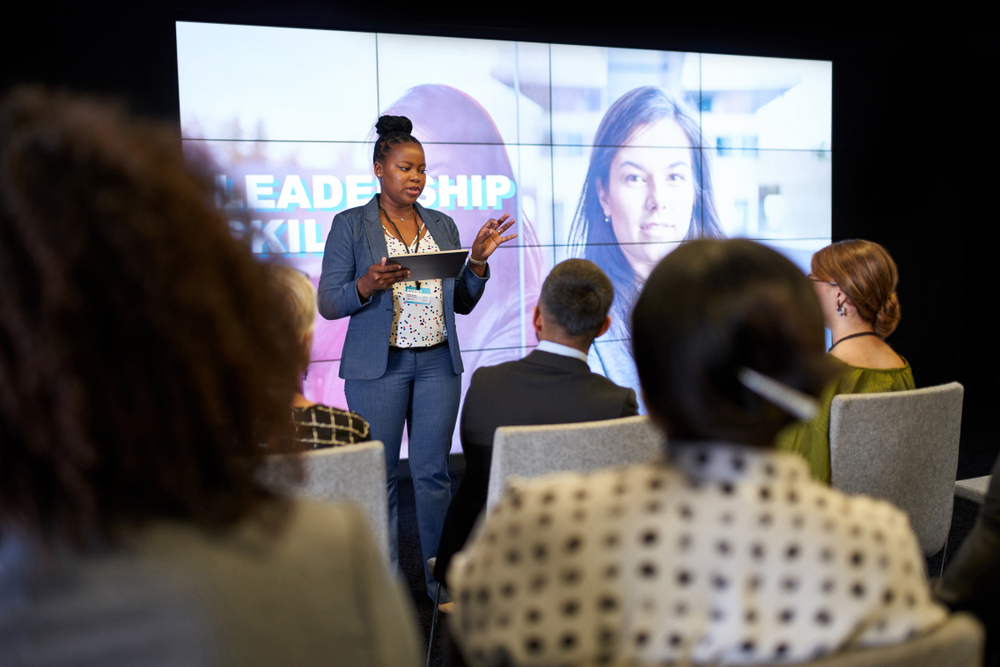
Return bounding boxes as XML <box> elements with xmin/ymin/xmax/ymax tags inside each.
<box><xmin>448</xmin><ymin>442</ymin><xmax>947</xmax><ymax>666</ymax></box>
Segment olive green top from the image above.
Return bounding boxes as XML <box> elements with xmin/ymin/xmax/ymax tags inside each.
<box><xmin>774</xmin><ymin>357</ymin><xmax>915</xmax><ymax>483</ymax></box>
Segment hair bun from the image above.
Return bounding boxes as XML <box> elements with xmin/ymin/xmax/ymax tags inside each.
<box><xmin>375</xmin><ymin>115</ymin><xmax>413</xmax><ymax>136</ymax></box>
<box><xmin>874</xmin><ymin>291</ymin><xmax>901</xmax><ymax>338</ymax></box>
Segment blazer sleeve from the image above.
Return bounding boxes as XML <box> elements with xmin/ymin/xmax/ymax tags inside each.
<box><xmin>317</xmin><ymin>212</ymin><xmax>368</xmax><ymax>320</ymax></box>
<box><xmin>620</xmin><ymin>389</ymin><xmax>640</xmax><ymax>417</ymax></box>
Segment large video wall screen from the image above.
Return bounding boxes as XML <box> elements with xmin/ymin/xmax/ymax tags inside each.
<box><xmin>176</xmin><ymin>22</ymin><xmax>832</xmax><ymax>454</ymax></box>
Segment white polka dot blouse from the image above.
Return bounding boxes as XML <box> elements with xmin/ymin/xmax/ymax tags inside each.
<box><xmin>384</xmin><ymin>226</ymin><xmax>446</xmax><ymax>348</ymax></box>
<box><xmin>448</xmin><ymin>442</ymin><xmax>947</xmax><ymax>666</ymax></box>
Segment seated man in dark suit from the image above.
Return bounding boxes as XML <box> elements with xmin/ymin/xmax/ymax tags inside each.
<box><xmin>434</xmin><ymin>259</ymin><xmax>638</xmax><ymax>591</ymax></box>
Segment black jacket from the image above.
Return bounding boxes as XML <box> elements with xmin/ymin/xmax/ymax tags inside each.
<box><xmin>435</xmin><ymin>349</ymin><xmax>638</xmax><ymax>587</ymax></box>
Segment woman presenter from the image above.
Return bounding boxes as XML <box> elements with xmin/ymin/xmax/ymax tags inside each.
<box><xmin>317</xmin><ymin>115</ymin><xmax>516</xmax><ymax>598</ymax></box>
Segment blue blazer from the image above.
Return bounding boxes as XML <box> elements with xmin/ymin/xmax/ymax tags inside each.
<box><xmin>317</xmin><ymin>196</ymin><xmax>489</xmax><ymax>380</ymax></box>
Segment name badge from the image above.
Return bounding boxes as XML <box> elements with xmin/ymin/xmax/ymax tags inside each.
<box><xmin>402</xmin><ymin>285</ymin><xmax>432</xmax><ymax>306</ymax></box>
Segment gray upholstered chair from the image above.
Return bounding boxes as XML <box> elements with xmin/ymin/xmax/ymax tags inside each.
<box><xmin>956</xmin><ymin>475</ymin><xmax>992</xmax><ymax>505</ymax></box>
<box><xmin>829</xmin><ymin>382</ymin><xmax>964</xmax><ymax>556</ymax></box>
<box><xmin>485</xmin><ymin>415</ymin><xmax>664</xmax><ymax>514</ymax></box>
<box><xmin>575</xmin><ymin>612</ymin><xmax>984</xmax><ymax>667</ymax></box>
<box><xmin>262</xmin><ymin>441</ymin><xmax>390</xmax><ymax>564</ymax></box>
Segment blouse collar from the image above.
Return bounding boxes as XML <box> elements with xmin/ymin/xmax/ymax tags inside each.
<box><xmin>668</xmin><ymin>440</ymin><xmax>810</xmax><ymax>485</ymax></box>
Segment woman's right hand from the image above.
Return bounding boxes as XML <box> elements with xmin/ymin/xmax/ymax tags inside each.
<box><xmin>357</xmin><ymin>257</ymin><xmax>410</xmax><ymax>301</ymax></box>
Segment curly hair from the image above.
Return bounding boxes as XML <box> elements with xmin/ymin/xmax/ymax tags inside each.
<box><xmin>0</xmin><ymin>87</ymin><xmax>303</xmax><ymax>547</ymax></box>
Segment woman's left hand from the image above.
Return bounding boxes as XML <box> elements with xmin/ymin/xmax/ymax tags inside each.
<box><xmin>470</xmin><ymin>214</ymin><xmax>518</xmax><ymax>264</ymax></box>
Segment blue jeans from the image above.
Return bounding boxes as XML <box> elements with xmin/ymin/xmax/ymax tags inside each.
<box><xmin>345</xmin><ymin>343</ymin><xmax>460</xmax><ymax>600</ymax></box>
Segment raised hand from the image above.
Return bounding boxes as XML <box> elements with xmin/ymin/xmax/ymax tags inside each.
<box><xmin>357</xmin><ymin>257</ymin><xmax>409</xmax><ymax>301</ymax></box>
<box><xmin>470</xmin><ymin>214</ymin><xmax>518</xmax><ymax>263</ymax></box>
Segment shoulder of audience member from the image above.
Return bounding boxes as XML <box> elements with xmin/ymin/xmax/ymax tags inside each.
<box><xmin>260</xmin><ymin>500</ymin><xmax>379</xmax><ymax>556</ymax></box>
<box><xmin>584</xmin><ymin>370</ymin><xmax>639</xmax><ymax>400</ymax></box>
<box><xmin>620</xmin><ymin>387</ymin><xmax>639</xmax><ymax>415</ymax></box>
<box><xmin>467</xmin><ymin>359</ymin><xmax>525</xmax><ymax>386</ymax></box>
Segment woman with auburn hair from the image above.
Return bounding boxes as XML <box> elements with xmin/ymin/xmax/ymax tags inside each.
<box><xmin>0</xmin><ymin>88</ymin><xmax>419</xmax><ymax>665</ymax></box>
<box><xmin>775</xmin><ymin>239</ymin><xmax>911</xmax><ymax>483</ymax></box>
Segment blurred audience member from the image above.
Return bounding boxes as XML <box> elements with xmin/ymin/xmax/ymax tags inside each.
<box><xmin>434</xmin><ymin>259</ymin><xmax>637</xmax><ymax>591</ymax></box>
<box><xmin>936</xmin><ymin>454</ymin><xmax>1000</xmax><ymax>666</ymax></box>
<box><xmin>271</xmin><ymin>263</ymin><xmax>370</xmax><ymax>448</ymax></box>
<box><xmin>449</xmin><ymin>239</ymin><xmax>946</xmax><ymax>666</ymax></box>
<box><xmin>0</xmin><ymin>88</ymin><xmax>419</xmax><ymax>666</ymax></box>
<box><xmin>776</xmin><ymin>239</ymin><xmax>910</xmax><ymax>483</ymax></box>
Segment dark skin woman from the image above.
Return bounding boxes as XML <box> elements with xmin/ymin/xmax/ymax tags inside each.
<box><xmin>317</xmin><ymin>115</ymin><xmax>517</xmax><ymax>601</ymax></box>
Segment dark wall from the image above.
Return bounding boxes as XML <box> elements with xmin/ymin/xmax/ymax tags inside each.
<box><xmin>4</xmin><ymin>6</ymin><xmax>995</xmax><ymax>473</ymax></box>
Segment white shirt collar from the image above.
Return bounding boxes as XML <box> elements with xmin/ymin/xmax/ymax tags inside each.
<box><xmin>535</xmin><ymin>340</ymin><xmax>590</xmax><ymax>364</ymax></box>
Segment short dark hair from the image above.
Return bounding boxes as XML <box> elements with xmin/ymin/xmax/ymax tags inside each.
<box><xmin>539</xmin><ymin>259</ymin><xmax>614</xmax><ymax>340</ymax></box>
<box><xmin>631</xmin><ymin>239</ymin><xmax>836</xmax><ymax>446</ymax></box>
<box><xmin>0</xmin><ymin>87</ymin><xmax>302</xmax><ymax>547</ymax></box>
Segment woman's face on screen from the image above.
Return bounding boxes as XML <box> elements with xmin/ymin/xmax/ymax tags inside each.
<box><xmin>598</xmin><ymin>118</ymin><xmax>696</xmax><ymax>279</ymax></box>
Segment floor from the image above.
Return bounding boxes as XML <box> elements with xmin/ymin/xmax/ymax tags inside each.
<box><xmin>397</xmin><ymin>474</ymin><xmax>459</xmax><ymax>667</ymax></box>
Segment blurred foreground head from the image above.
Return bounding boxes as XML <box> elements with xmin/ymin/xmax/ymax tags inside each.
<box><xmin>0</xmin><ymin>88</ymin><xmax>301</xmax><ymax>545</ymax></box>
<box><xmin>631</xmin><ymin>239</ymin><xmax>835</xmax><ymax>445</ymax></box>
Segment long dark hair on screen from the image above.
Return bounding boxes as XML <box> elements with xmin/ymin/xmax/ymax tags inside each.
<box><xmin>0</xmin><ymin>87</ymin><xmax>303</xmax><ymax>548</ymax></box>
<box><xmin>569</xmin><ymin>86</ymin><xmax>724</xmax><ymax>328</ymax></box>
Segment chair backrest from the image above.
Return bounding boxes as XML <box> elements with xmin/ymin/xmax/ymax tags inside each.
<box><xmin>830</xmin><ymin>382</ymin><xmax>964</xmax><ymax>556</ymax></box>
<box><xmin>263</xmin><ymin>441</ymin><xmax>389</xmax><ymax>564</ymax></box>
<box><xmin>576</xmin><ymin>612</ymin><xmax>984</xmax><ymax>667</ymax></box>
<box><xmin>485</xmin><ymin>415</ymin><xmax>664</xmax><ymax>513</ymax></box>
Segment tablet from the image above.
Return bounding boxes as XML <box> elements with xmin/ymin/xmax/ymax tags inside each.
<box><xmin>388</xmin><ymin>249</ymin><xmax>470</xmax><ymax>281</ymax></box>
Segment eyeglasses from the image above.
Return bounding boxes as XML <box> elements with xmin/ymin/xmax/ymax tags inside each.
<box><xmin>807</xmin><ymin>274</ymin><xmax>837</xmax><ymax>286</ymax></box>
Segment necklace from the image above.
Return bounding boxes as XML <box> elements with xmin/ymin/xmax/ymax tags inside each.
<box><xmin>379</xmin><ymin>197</ymin><xmax>424</xmax><ymax>289</ymax></box>
<box><xmin>829</xmin><ymin>331</ymin><xmax>879</xmax><ymax>351</ymax></box>
<box><xmin>378</xmin><ymin>200</ymin><xmax>413</xmax><ymax>224</ymax></box>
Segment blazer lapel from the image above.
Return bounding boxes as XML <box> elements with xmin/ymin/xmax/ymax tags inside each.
<box><xmin>363</xmin><ymin>196</ymin><xmax>389</xmax><ymax>261</ymax></box>
<box><xmin>416</xmin><ymin>204</ymin><xmax>456</xmax><ymax>251</ymax></box>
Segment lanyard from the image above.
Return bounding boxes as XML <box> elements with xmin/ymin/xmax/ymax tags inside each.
<box><xmin>379</xmin><ymin>203</ymin><xmax>424</xmax><ymax>289</ymax></box>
